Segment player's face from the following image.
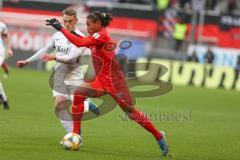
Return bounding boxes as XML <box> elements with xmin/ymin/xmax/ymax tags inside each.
<box><xmin>63</xmin><ymin>14</ymin><xmax>78</xmax><ymax>32</ymax></box>
<box><xmin>86</xmin><ymin>18</ymin><xmax>102</xmax><ymax>35</ymax></box>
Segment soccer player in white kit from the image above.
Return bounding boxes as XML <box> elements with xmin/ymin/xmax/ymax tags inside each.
<box><xmin>16</xmin><ymin>8</ymin><xmax>99</xmax><ymax>139</ymax></box>
<box><xmin>0</xmin><ymin>21</ymin><xmax>13</xmax><ymax>110</ymax></box>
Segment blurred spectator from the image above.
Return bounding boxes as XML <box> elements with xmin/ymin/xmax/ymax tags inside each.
<box><xmin>204</xmin><ymin>46</ymin><xmax>215</xmax><ymax>64</ymax></box>
<box><xmin>163</xmin><ymin>8</ymin><xmax>178</xmax><ymax>38</ymax></box>
<box><xmin>235</xmin><ymin>55</ymin><xmax>240</xmax><ymax>72</ymax></box>
<box><xmin>91</xmin><ymin>0</ymin><xmax>120</xmax><ymax>2</ymax></box>
<box><xmin>228</xmin><ymin>0</ymin><xmax>237</xmax><ymax>14</ymax></box>
<box><xmin>187</xmin><ymin>50</ymin><xmax>199</xmax><ymax>62</ymax></box>
<box><xmin>119</xmin><ymin>0</ymin><xmax>152</xmax><ymax>5</ymax></box>
<box><xmin>205</xmin><ymin>0</ymin><xmax>217</xmax><ymax>10</ymax></box>
<box><xmin>172</xmin><ymin>17</ymin><xmax>187</xmax><ymax>51</ymax></box>
<box><xmin>155</xmin><ymin>0</ymin><xmax>170</xmax><ymax>10</ymax></box>
<box><xmin>233</xmin><ymin>55</ymin><xmax>240</xmax><ymax>89</ymax></box>
<box><xmin>170</xmin><ymin>0</ymin><xmax>178</xmax><ymax>7</ymax></box>
<box><xmin>179</xmin><ymin>0</ymin><xmax>191</xmax><ymax>9</ymax></box>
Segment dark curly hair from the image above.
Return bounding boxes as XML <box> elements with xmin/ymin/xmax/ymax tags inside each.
<box><xmin>87</xmin><ymin>11</ymin><xmax>113</xmax><ymax>27</ymax></box>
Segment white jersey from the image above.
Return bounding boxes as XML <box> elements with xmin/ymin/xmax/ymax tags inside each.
<box><xmin>26</xmin><ymin>29</ymin><xmax>91</xmax><ymax>86</ymax></box>
<box><xmin>0</xmin><ymin>21</ymin><xmax>8</xmax><ymax>55</ymax></box>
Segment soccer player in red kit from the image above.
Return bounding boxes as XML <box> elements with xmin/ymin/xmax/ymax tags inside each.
<box><xmin>46</xmin><ymin>11</ymin><xmax>168</xmax><ymax>156</ymax></box>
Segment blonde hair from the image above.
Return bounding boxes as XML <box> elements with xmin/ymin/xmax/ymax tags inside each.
<box><xmin>62</xmin><ymin>7</ymin><xmax>77</xmax><ymax>18</ymax></box>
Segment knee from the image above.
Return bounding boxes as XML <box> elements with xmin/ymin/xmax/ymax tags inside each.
<box><xmin>122</xmin><ymin>105</ymin><xmax>136</xmax><ymax>115</ymax></box>
<box><xmin>118</xmin><ymin>98</ymin><xmax>135</xmax><ymax>114</ymax></box>
<box><xmin>55</xmin><ymin>100</ymin><xmax>69</xmax><ymax>113</ymax></box>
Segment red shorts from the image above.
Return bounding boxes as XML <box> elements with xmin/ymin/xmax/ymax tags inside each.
<box><xmin>89</xmin><ymin>77</ymin><xmax>134</xmax><ymax>108</ymax></box>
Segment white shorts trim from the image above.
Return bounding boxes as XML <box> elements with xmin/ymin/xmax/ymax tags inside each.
<box><xmin>52</xmin><ymin>90</ymin><xmax>70</xmax><ymax>100</ymax></box>
<box><xmin>52</xmin><ymin>90</ymin><xmax>90</xmax><ymax>113</ymax></box>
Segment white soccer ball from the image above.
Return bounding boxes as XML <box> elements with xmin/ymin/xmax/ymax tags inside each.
<box><xmin>62</xmin><ymin>132</ymin><xmax>82</xmax><ymax>150</ymax></box>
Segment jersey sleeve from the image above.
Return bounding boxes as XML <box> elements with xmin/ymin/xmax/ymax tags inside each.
<box><xmin>60</xmin><ymin>28</ymin><xmax>95</xmax><ymax>47</ymax></box>
<box><xmin>26</xmin><ymin>37</ymin><xmax>55</xmax><ymax>62</ymax></box>
<box><xmin>88</xmin><ymin>31</ymin><xmax>108</xmax><ymax>45</ymax></box>
<box><xmin>60</xmin><ymin>28</ymin><xmax>108</xmax><ymax>47</ymax></box>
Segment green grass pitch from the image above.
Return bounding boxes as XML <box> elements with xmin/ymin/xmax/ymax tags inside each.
<box><xmin>0</xmin><ymin>68</ymin><xmax>239</xmax><ymax>160</ymax></box>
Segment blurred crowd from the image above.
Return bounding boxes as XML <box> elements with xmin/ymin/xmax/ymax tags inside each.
<box><xmin>187</xmin><ymin>46</ymin><xmax>214</xmax><ymax>64</ymax></box>
<box><xmin>155</xmin><ymin>0</ymin><xmax>240</xmax><ymax>14</ymax></box>
<box><xmin>2</xmin><ymin>0</ymin><xmax>240</xmax><ymax>69</ymax></box>
<box><xmin>87</xmin><ymin>0</ymin><xmax>240</xmax><ymax>14</ymax></box>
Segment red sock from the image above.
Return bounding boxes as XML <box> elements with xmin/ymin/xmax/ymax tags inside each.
<box><xmin>129</xmin><ymin>109</ymin><xmax>163</xmax><ymax>141</ymax></box>
<box><xmin>72</xmin><ymin>91</ymin><xmax>85</xmax><ymax>134</ymax></box>
<box><xmin>1</xmin><ymin>63</ymin><xmax>9</xmax><ymax>74</ymax></box>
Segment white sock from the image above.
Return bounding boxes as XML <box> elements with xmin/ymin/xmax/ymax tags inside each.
<box><xmin>84</xmin><ymin>100</ymin><xmax>89</xmax><ymax>112</ymax></box>
<box><xmin>70</xmin><ymin>95</ymin><xmax>89</xmax><ymax>113</ymax></box>
<box><xmin>56</xmin><ymin>109</ymin><xmax>73</xmax><ymax>133</ymax></box>
<box><xmin>0</xmin><ymin>81</ymin><xmax>7</xmax><ymax>101</ymax></box>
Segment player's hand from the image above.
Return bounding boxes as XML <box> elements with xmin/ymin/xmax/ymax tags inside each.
<box><xmin>46</xmin><ymin>18</ymin><xmax>62</xmax><ymax>31</ymax></box>
<box><xmin>16</xmin><ymin>60</ymin><xmax>29</xmax><ymax>68</ymax></box>
<box><xmin>40</xmin><ymin>54</ymin><xmax>56</xmax><ymax>62</ymax></box>
<box><xmin>7</xmin><ymin>49</ymin><xmax>13</xmax><ymax>57</ymax></box>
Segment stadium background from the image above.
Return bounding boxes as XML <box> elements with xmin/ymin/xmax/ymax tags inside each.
<box><xmin>0</xmin><ymin>0</ymin><xmax>239</xmax><ymax>160</ymax></box>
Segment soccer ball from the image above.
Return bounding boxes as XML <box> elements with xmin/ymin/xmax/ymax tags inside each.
<box><xmin>62</xmin><ymin>132</ymin><xmax>82</xmax><ymax>150</ymax></box>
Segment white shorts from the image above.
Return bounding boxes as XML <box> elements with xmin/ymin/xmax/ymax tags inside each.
<box><xmin>52</xmin><ymin>64</ymin><xmax>85</xmax><ymax>100</ymax></box>
<box><xmin>52</xmin><ymin>81</ymin><xmax>83</xmax><ymax>101</ymax></box>
<box><xmin>52</xmin><ymin>87</ymin><xmax>90</xmax><ymax>113</ymax></box>
<box><xmin>51</xmin><ymin>63</ymin><xmax>92</xmax><ymax>111</ymax></box>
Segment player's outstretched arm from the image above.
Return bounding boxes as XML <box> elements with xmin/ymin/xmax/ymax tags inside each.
<box><xmin>40</xmin><ymin>53</ymin><xmax>79</xmax><ymax>64</ymax></box>
<box><xmin>16</xmin><ymin>60</ymin><xmax>29</xmax><ymax>68</ymax></box>
<box><xmin>55</xmin><ymin>52</ymin><xmax>80</xmax><ymax>64</ymax></box>
<box><xmin>46</xmin><ymin>18</ymin><xmax>95</xmax><ymax>47</ymax></box>
<box><xmin>60</xmin><ymin>28</ymin><xmax>94</xmax><ymax>47</ymax></box>
<box><xmin>40</xmin><ymin>54</ymin><xmax>56</xmax><ymax>62</ymax></box>
<box><xmin>40</xmin><ymin>54</ymin><xmax>78</xmax><ymax>64</ymax></box>
<box><xmin>16</xmin><ymin>38</ymin><xmax>55</xmax><ymax>67</ymax></box>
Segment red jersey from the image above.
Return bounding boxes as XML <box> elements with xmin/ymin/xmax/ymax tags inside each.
<box><xmin>88</xmin><ymin>29</ymin><xmax>124</xmax><ymax>82</ymax></box>
<box><xmin>60</xmin><ymin>28</ymin><xmax>127</xmax><ymax>94</ymax></box>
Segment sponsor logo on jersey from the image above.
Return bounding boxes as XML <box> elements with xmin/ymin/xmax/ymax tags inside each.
<box><xmin>55</xmin><ymin>46</ymin><xmax>70</xmax><ymax>54</ymax></box>
<box><xmin>93</xmin><ymin>33</ymin><xmax>100</xmax><ymax>39</ymax></box>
